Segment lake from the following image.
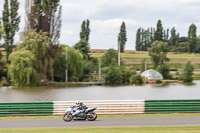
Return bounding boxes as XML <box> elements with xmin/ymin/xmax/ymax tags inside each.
<box><xmin>0</xmin><ymin>81</ymin><xmax>200</xmax><ymax>102</ymax></box>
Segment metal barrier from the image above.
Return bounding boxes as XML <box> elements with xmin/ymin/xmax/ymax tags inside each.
<box><xmin>145</xmin><ymin>99</ymin><xmax>200</xmax><ymax>113</ymax></box>
<box><xmin>0</xmin><ymin>102</ymin><xmax>53</xmax><ymax>116</ymax></box>
<box><xmin>1</xmin><ymin>99</ymin><xmax>200</xmax><ymax>116</ymax></box>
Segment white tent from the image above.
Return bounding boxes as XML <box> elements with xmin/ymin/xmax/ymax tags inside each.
<box><xmin>140</xmin><ymin>69</ymin><xmax>163</xmax><ymax>80</ymax></box>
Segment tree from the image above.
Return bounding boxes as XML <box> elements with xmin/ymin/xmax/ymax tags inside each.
<box><xmin>18</xmin><ymin>30</ymin><xmax>52</xmax><ymax>81</ymax></box>
<box><xmin>25</xmin><ymin>0</ymin><xmax>62</xmax><ymax>46</ymax></box>
<box><xmin>135</xmin><ymin>28</ymin><xmax>141</xmax><ymax>51</ymax></box>
<box><xmin>8</xmin><ymin>50</ymin><xmax>38</xmax><ymax>86</ymax></box>
<box><xmin>0</xmin><ymin>23</ymin><xmax>3</xmax><ymax>40</ymax></box>
<box><xmin>53</xmin><ymin>52</ymin><xmax>67</xmax><ymax>82</ymax></box>
<box><xmin>0</xmin><ymin>23</ymin><xmax>3</xmax><ymax>61</ymax></box>
<box><xmin>188</xmin><ymin>24</ymin><xmax>197</xmax><ymax>53</ymax></box>
<box><xmin>81</xmin><ymin>57</ymin><xmax>98</xmax><ymax>81</ymax></box>
<box><xmin>53</xmin><ymin>46</ymin><xmax>85</xmax><ymax>82</ymax></box>
<box><xmin>2</xmin><ymin>0</ymin><xmax>20</xmax><ymax>62</ymax></box>
<box><xmin>76</xmin><ymin>20</ymin><xmax>91</xmax><ymax>60</ymax></box>
<box><xmin>135</xmin><ymin>27</ymin><xmax>154</xmax><ymax>51</ymax></box>
<box><xmin>80</xmin><ymin>19</ymin><xmax>90</xmax><ymax>42</ymax></box>
<box><xmin>163</xmin><ymin>29</ymin><xmax>169</xmax><ymax>41</ymax></box>
<box><xmin>180</xmin><ymin>61</ymin><xmax>194</xmax><ymax>82</ymax></box>
<box><xmin>67</xmin><ymin>47</ymin><xmax>84</xmax><ymax>81</ymax></box>
<box><xmin>118</xmin><ymin>22</ymin><xmax>127</xmax><ymax>53</ymax></box>
<box><xmin>158</xmin><ymin>64</ymin><xmax>171</xmax><ymax>79</ymax></box>
<box><xmin>129</xmin><ymin>74</ymin><xmax>143</xmax><ymax>85</ymax></box>
<box><xmin>154</xmin><ymin>20</ymin><xmax>163</xmax><ymax>41</ymax></box>
<box><xmin>169</xmin><ymin>27</ymin><xmax>179</xmax><ymax>46</ymax></box>
<box><xmin>148</xmin><ymin>41</ymin><xmax>169</xmax><ymax>70</ymax></box>
<box><xmin>74</xmin><ymin>40</ymin><xmax>90</xmax><ymax>60</ymax></box>
<box><xmin>103</xmin><ymin>63</ymin><xmax>123</xmax><ymax>84</ymax></box>
<box><xmin>101</xmin><ymin>49</ymin><xmax>119</xmax><ymax>67</ymax></box>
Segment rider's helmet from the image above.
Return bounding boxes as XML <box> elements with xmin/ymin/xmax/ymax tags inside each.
<box><xmin>76</xmin><ymin>100</ymin><xmax>80</xmax><ymax>105</ymax></box>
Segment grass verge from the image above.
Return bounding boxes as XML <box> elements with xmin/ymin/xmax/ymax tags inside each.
<box><xmin>1</xmin><ymin>113</ymin><xmax>200</xmax><ymax>120</ymax></box>
<box><xmin>1</xmin><ymin>125</ymin><xmax>200</xmax><ymax>133</ymax></box>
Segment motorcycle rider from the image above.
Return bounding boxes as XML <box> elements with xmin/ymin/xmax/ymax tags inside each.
<box><xmin>73</xmin><ymin>100</ymin><xmax>87</xmax><ymax>116</ymax></box>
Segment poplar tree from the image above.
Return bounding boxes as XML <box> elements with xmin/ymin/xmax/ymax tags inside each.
<box><xmin>154</xmin><ymin>20</ymin><xmax>163</xmax><ymax>41</ymax></box>
<box><xmin>74</xmin><ymin>40</ymin><xmax>90</xmax><ymax>60</ymax></box>
<box><xmin>75</xmin><ymin>19</ymin><xmax>91</xmax><ymax>60</ymax></box>
<box><xmin>118</xmin><ymin>22</ymin><xmax>127</xmax><ymax>53</ymax></box>
<box><xmin>2</xmin><ymin>0</ymin><xmax>20</xmax><ymax>62</ymax></box>
<box><xmin>188</xmin><ymin>24</ymin><xmax>197</xmax><ymax>53</ymax></box>
<box><xmin>80</xmin><ymin>19</ymin><xmax>90</xmax><ymax>42</ymax></box>
<box><xmin>169</xmin><ymin>27</ymin><xmax>179</xmax><ymax>46</ymax></box>
<box><xmin>135</xmin><ymin>27</ymin><xmax>154</xmax><ymax>51</ymax></box>
<box><xmin>135</xmin><ymin>28</ymin><xmax>141</xmax><ymax>51</ymax></box>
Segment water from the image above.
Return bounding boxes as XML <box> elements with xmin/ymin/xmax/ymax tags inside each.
<box><xmin>0</xmin><ymin>81</ymin><xmax>200</xmax><ymax>102</ymax></box>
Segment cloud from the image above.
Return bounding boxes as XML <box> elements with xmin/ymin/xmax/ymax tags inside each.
<box><xmin>0</xmin><ymin>0</ymin><xmax>200</xmax><ymax>49</ymax></box>
<box><xmin>177</xmin><ymin>0</ymin><xmax>200</xmax><ymax>3</ymax></box>
<box><xmin>92</xmin><ymin>18</ymin><xmax>138</xmax><ymax>31</ymax></box>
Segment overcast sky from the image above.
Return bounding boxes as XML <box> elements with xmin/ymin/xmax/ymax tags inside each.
<box><xmin>0</xmin><ymin>0</ymin><xmax>200</xmax><ymax>50</ymax></box>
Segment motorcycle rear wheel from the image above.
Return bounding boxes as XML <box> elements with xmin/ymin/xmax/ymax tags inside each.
<box><xmin>86</xmin><ymin>112</ymin><xmax>97</xmax><ymax>121</ymax></box>
<box><xmin>63</xmin><ymin>112</ymin><xmax>73</xmax><ymax>122</ymax></box>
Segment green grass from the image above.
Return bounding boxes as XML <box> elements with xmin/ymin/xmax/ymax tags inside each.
<box><xmin>2</xmin><ymin>113</ymin><xmax>200</xmax><ymax>120</ymax></box>
<box><xmin>2</xmin><ymin>125</ymin><xmax>200</xmax><ymax>133</ymax></box>
<box><xmin>91</xmin><ymin>52</ymin><xmax>200</xmax><ymax>69</ymax></box>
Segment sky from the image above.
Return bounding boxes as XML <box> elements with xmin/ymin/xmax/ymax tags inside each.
<box><xmin>0</xmin><ymin>0</ymin><xmax>200</xmax><ymax>50</ymax></box>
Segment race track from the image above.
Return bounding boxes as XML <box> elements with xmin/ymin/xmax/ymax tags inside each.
<box><xmin>1</xmin><ymin>116</ymin><xmax>200</xmax><ymax>128</ymax></box>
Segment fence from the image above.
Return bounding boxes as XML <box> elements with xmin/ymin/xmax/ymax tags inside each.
<box><xmin>0</xmin><ymin>102</ymin><xmax>53</xmax><ymax>116</ymax></box>
<box><xmin>145</xmin><ymin>99</ymin><xmax>200</xmax><ymax>113</ymax></box>
<box><xmin>0</xmin><ymin>99</ymin><xmax>200</xmax><ymax>116</ymax></box>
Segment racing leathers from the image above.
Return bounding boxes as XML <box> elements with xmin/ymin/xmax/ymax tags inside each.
<box><xmin>73</xmin><ymin>102</ymin><xmax>87</xmax><ymax>116</ymax></box>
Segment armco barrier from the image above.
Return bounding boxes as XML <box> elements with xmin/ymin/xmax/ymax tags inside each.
<box><xmin>1</xmin><ymin>99</ymin><xmax>200</xmax><ymax>116</ymax></box>
<box><xmin>0</xmin><ymin>102</ymin><xmax>53</xmax><ymax>116</ymax></box>
<box><xmin>145</xmin><ymin>99</ymin><xmax>200</xmax><ymax>113</ymax></box>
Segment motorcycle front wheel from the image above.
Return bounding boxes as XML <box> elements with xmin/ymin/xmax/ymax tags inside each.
<box><xmin>86</xmin><ymin>112</ymin><xmax>97</xmax><ymax>121</ymax></box>
<box><xmin>63</xmin><ymin>112</ymin><xmax>73</xmax><ymax>122</ymax></box>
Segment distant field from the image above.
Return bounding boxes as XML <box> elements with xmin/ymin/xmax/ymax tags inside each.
<box><xmin>90</xmin><ymin>50</ymin><xmax>200</xmax><ymax>69</ymax></box>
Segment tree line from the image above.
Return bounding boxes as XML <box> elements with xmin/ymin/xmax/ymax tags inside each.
<box><xmin>136</xmin><ymin>20</ymin><xmax>199</xmax><ymax>53</ymax></box>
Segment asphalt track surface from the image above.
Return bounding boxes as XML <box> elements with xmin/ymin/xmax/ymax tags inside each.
<box><xmin>1</xmin><ymin>116</ymin><xmax>200</xmax><ymax>128</ymax></box>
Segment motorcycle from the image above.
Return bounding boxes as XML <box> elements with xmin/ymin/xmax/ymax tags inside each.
<box><xmin>63</xmin><ymin>106</ymin><xmax>97</xmax><ymax>122</ymax></box>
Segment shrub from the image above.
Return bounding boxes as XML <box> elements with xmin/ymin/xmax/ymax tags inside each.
<box><xmin>129</xmin><ymin>74</ymin><xmax>143</xmax><ymax>85</ymax></box>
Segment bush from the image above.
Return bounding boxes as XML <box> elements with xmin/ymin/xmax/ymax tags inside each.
<box><xmin>103</xmin><ymin>64</ymin><xmax>123</xmax><ymax>84</ymax></box>
<box><xmin>129</xmin><ymin>74</ymin><xmax>143</xmax><ymax>85</ymax></box>
<box><xmin>180</xmin><ymin>61</ymin><xmax>194</xmax><ymax>82</ymax></box>
<box><xmin>156</xmin><ymin>80</ymin><xmax>162</xmax><ymax>84</ymax></box>
<box><xmin>0</xmin><ymin>68</ymin><xmax>7</xmax><ymax>80</ymax></box>
<box><xmin>120</xmin><ymin>67</ymin><xmax>136</xmax><ymax>84</ymax></box>
<box><xmin>158</xmin><ymin>64</ymin><xmax>171</xmax><ymax>79</ymax></box>
<box><xmin>103</xmin><ymin>64</ymin><xmax>135</xmax><ymax>85</ymax></box>
<box><xmin>0</xmin><ymin>77</ymin><xmax>9</xmax><ymax>86</ymax></box>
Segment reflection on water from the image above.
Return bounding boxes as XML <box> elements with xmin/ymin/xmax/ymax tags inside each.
<box><xmin>0</xmin><ymin>81</ymin><xmax>200</xmax><ymax>102</ymax></box>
